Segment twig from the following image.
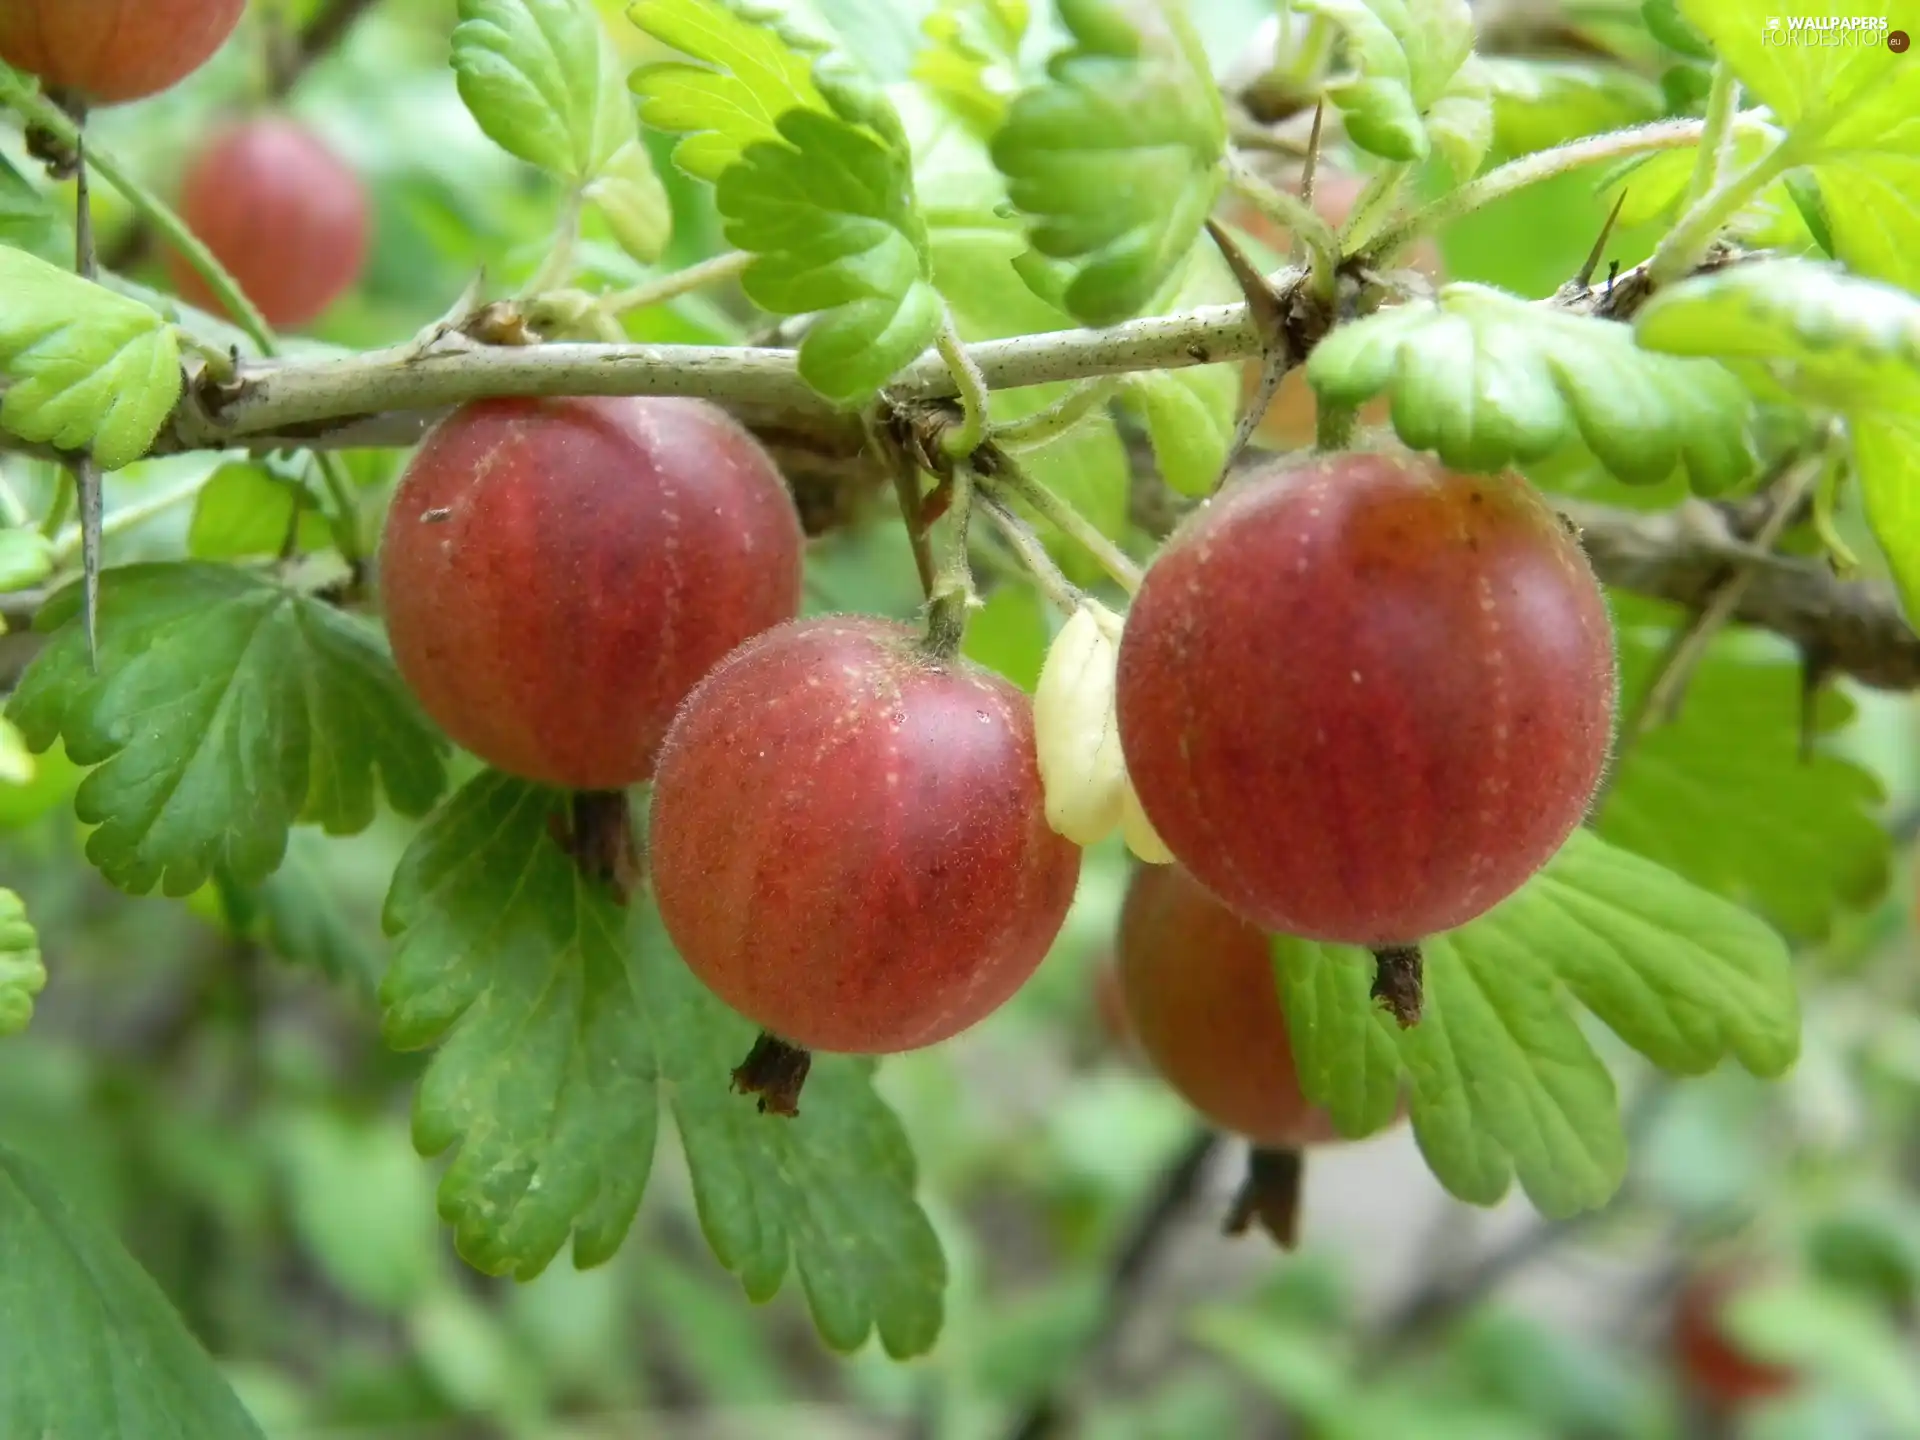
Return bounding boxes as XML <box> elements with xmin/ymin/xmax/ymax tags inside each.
<box><xmin>979</xmin><ymin>449</ymin><xmax>1144</xmax><ymax>594</ymax></box>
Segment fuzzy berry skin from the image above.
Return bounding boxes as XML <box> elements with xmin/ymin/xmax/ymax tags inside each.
<box><xmin>0</xmin><ymin>0</ymin><xmax>245</xmax><ymax>105</ymax></box>
<box><xmin>1118</xmin><ymin>862</ymin><xmax>1344</xmax><ymax>1146</ymax></box>
<box><xmin>1116</xmin><ymin>450</ymin><xmax>1616</xmax><ymax>945</ymax></box>
<box><xmin>379</xmin><ymin>396</ymin><xmax>805</xmax><ymax>791</ymax></box>
<box><xmin>167</xmin><ymin>118</ymin><xmax>370</xmax><ymax>329</ymax></box>
<box><xmin>648</xmin><ymin>616</ymin><xmax>1083</xmax><ymax>1055</ymax></box>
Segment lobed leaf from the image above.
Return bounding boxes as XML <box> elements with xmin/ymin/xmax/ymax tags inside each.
<box><xmin>0</xmin><ymin>248</ymin><xmax>180</xmax><ymax>471</ymax></box>
<box><xmin>1600</xmin><ymin>600</ymin><xmax>1889</xmax><ymax>941</ymax></box>
<box><xmin>988</xmin><ymin>0</ymin><xmax>1227</xmax><ymax>327</ymax></box>
<box><xmin>381</xmin><ymin>773</ymin><xmax>946</xmax><ymax>1356</ymax></box>
<box><xmin>1270</xmin><ymin>829</ymin><xmax>1797</xmax><ymax>1216</ymax></box>
<box><xmin>911</xmin><ymin>0</ymin><xmax>1030</xmax><ymax>136</ymax></box>
<box><xmin>454</xmin><ymin>0</ymin><xmax>639</xmax><ymax>180</ymax></box>
<box><xmin>0</xmin><ymin>1142</ymin><xmax>267</xmax><ymax>1438</ymax></box>
<box><xmin>0</xmin><ymin>889</ymin><xmax>42</xmax><ymax>1037</ymax></box>
<box><xmin>1296</xmin><ymin>0</ymin><xmax>1493</xmax><ymax>175</ymax></box>
<box><xmin>1634</xmin><ymin>259</ymin><xmax>1920</xmax><ymax>618</ymax></box>
<box><xmin>1308</xmin><ymin>282</ymin><xmax>1755</xmax><ymax>490</ymax></box>
<box><xmin>186</xmin><ymin>463</ymin><xmax>330</xmax><ymax>561</ymax></box>
<box><xmin>5</xmin><ymin>564</ymin><xmax>448</xmax><ymax>896</ymax></box>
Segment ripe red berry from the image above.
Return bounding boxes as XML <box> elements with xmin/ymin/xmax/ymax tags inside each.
<box><xmin>1116</xmin><ymin>450</ymin><xmax>1616</xmax><ymax>946</ymax></box>
<box><xmin>649</xmin><ymin>616</ymin><xmax>1082</xmax><ymax>1056</ymax></box>
<box><xmin>1672</xmin><ymin>1268</ymin><xmax>1798</xmax><ymax>1411</ymax></box>
<box><xmin>379</xmin><ymin>396</ymin><xmax>805</xmax><ymax>791</ymax></box>
<box><xmin>0</xmin><ymin>0</ymin><xmax>245</xmax><ymax>105</ymax></box>
<box><xmin>166</xmin><ymin>118</ymin><xmax>370</xmax><ymax>329</ymax></box>
<box><xmin>1118</xmin><ymin>862</ymin><xmax>1347</xmax><ymax>1146</ymax></box>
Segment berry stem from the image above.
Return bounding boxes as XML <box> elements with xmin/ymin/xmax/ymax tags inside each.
<box><xmin>520</xmin><ymin>186</ymin><xmax>585</xmax><ymax>299</ymax></box>
<box><xmin>731</xmin><ymin>1032</ymin><xmax>813</xmax><ymax>1117</ymax></box>
<box><xmin>991</xmin><ymin>376</ymin><xmax>1124</xmax><ymax>451</ymax></box>
<box><xmin>921</xmin><ymin>461</ymin><xmax>978</xmax><ymax>660</ymax></box>
<box><xmin>1225</xmin><ymin>149</ymin><xmax>1340</xmax><ymax>297</ymax></box>
<box><xmin>934</xmin><ymin>308</ymin><xmax>992</xmax><ymax>460</ymax></box>
<box><xmin>980</xmin><ymin>451</ymin><xmax>1143</xmax><ymax>595</ymax></box>
<box><xmin>1371</xmin><ymin>945</ymin><xmax>1424</xmax><ymax>1028</ymax></box>
<box><xmin>1682</xmin><ymin>62</ymin><xmax>1740</xmax><ymax>210</ymax></box>
<box><xmin>976</xmin><ymin>490</ymin><xmax>1086</xmax><ymax>617</ymax></box>
<box><xmin>601</xmin><ymin>249</ymin><xmax>752</xmax><ymax>318</ymax></box>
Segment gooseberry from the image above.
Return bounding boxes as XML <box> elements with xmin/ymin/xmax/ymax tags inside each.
<box><xmin>0</xmin><ymin>0</ymin><xmax>245</xmax><ymax>105</ymax></box>
<box><xmin>379</xmin><ymin>396</ymin><xmax>805</xmax><ymax>791</ymax></box>
<box><xmin>1115</xmin><ymin>449</ymin><xmax>1616</xmax><ymax>948</ymax></box>
<box><xmin>167</xmin><ymin>117</ymin><xmax>370</xmax><ymax>329</ymax></box>
<box><xmin>648</xmin><ymin>615</ymin><xmax>1082</xmax><ymax>1062</ymax></box>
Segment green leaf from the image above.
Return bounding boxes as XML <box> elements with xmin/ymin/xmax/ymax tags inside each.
<box><xmin>1601</xmin><ymin>120</ymin><xmax>1818</xmax><ymax>250</ymax></box>
<box><xmin>1281</xmin><ymin>829</ymin><xmax>1796</xmax><ymax>1216</ymax></box>
<box><xmin>717</xmin><ymin>109</ymin><xmax>944</xmax><ymax>403</ymax></box>
<box><xmin>453</xmin><ymin>0</ymin><xmax>636</xmax><ymax>180</ymax></box>
<box><xmin>0</xmin><ymin>716</ymin><xmax>32</xmax><ymax>786</ymax></box>
<box><xmin>239</xmin><ymin>828</ymin><xmax>386</xmax><ymax>993</ymax></box>
<box><xmin>1308</xmin><ymin>282</ymin><xmax>1755</xmax><ymax>490</ymax></box>
<box><xmin>276</xmin><ymin>1109</ymin><xmax>441</xmax><ymax>1313</ymax></box>
<box><xmin>0</xmin><ymin>1141</ymin><xmax>268</xmax><ymax>1438</ymax></box>
<box><xmin>1295</xmin><ymin>0</ymin><xmax>1493</xmax><ymax>175</ymax></box>
<box><xmin>629</xmin><ymin>0</ymin><xmax>832</xmax><ymax>183</ymax></box>
<box><xmin>988</xmin><ymin>0</ymin><xmax>1228</xmax><ymax>327</ymax></box>
<box><xmin>584</xmin><ymin>139</ymin><xmax>674</xmax><ymax>263</ymax></box>
<box><xmin>1677</xmin><ymin>1</ymin><xmax>1916</xmax><ymax>152</ymax></box>
<box><xmin>0</xmin><ymin>247</ymin><xmax>181</xmax><ymax>470</ymax></box>
<box><xmin>187</xmin><ymin>463</ymin><xmax>330</xmax><ymax>560</ymax></box>
<box><xmin>1814</xmin><ymin>151</ymin><xmax>1920</xmax><ymax>293</ymax></box>
<box><xmin>630</xmin><ymin>0</ymin><xmax>940</xmax><ymax>403</ymax></box>
<box><xmin>1480</xmin><ymin>57</ymin><xmax>1664</xmax><ymax>157</ymax></box>
<box><xmin>0</xmin><ymin>889</ymin><xmax>43</xmax><ymax>1037</ymax></box>
<box><xmin>5</xmin><ymin>564</ymin><xmax>449</xmax><ymax>896</ymax></box>
<box><xmin>1642</xmin><ymin>0</ymin><xmax>1713</xmax><ymax>59</ymax></box>
<box><xmin>381</xmin><ymin>773</ymin><xmax>946</xmax><ymax>1355</ymax></box>
<box><xmin>1114</xmin><ymin>240</ymin><xmax>1240</xmax><ymax>497</ymax></box>
<box><xmin>0</xmin><ymin>525</ymin><xmax>53</xmax><ymax>592</ymax></box>
<box><xmin>1633</xmin><ymin>259</ymin><xmax>1920</xmax><ymax>616</ymax></box>
<box><xmin>1599</xmin><ymin>604</ymin><xmax>1889</xmax><ymax>940</ymax></box>
<box><xmin>1725</xmin><ymin>1279</ymin><xmax>1920</xmax><ymax>1430</ymax></box>
<box><xmin>911</xmin><ymin>0</ymin><xmax>1029</xmax><ymax>135</ymax></box>
<box><xmin>0</xmin><ymin>153</ymin><xmax>60</xmax><ymax>253</ymax></box>
<box><xmin>1271</xmin><ymin>938</ymin><xmax>1404</xmax><ymax>1138</ymax></box>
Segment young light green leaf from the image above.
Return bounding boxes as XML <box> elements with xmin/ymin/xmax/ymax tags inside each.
<box><xmin>1275</xmin><ymin>828</ymin><xmax>1796</xmax><ymax>1216</ymax></box>
<box><xmin>1480</xmin><ymin>57</ymin><xmax>1664</xmax><ymax>158</ymax></box>
<box><xmin>381</xmin><ymin>772</ymin><xmax>947</xmax><ymax>1356</ymax></box>
<box><xmin>0</xmin><ymin>717</ymin><xmax>32</xmax><ymax>786</ymax></box>
<box><xmin>1600</xmin><ymin>603</ymin><xmax>1889</xmax><ymax>941</ymax></box>
<box><xmin>1308</xmin><ymin>283</ymin><xmax>1755</xmax><ymax>490</ymax></box>
<box><xmin>989</xmin><ymin>0</ymin><xmax>1228</xmax><ymax>327</ymax></box>
<box><xmin>1642</xmin><ymin>0</ymin><xmax>1714</xmax><ymax>59</ymax></box>
<box><xmin>1814</xmin><ymin>152</ymin><xmax>1920</xmax><ymax>292</ymax></box>
<box><xmin>1677</xmin><ymin>0</ymin><xmax>1915</xmax><ymax>153</ymax></box>
<box><xmin>716</xmin><ymin>109</ymin><xmax>943</xmax><ymax>403</ymax></box>
<box><xmin>453</xmin><ymin>0</ymin><xmax>636</xmax><ymax>179</ymax></box>
<box><xmin>1271</xmin><ymin>939</ymin><xmax>1403</xmax><ymax>1138</ymax></box>
<box><xmin>0</xmin><ymin>1141</ymin><xmax>268</xmax><ymax>1438</ymax></box>
<box><xmin>187</xmin><ymin>463</ymin><xmax>329</xmax><ymax>560</ymax></box>
<box><xmin>0</xmin><ymin>526</ymin><xmax>53</xmax><ymax>592</ymax></box>
<box><xmin>584</xmin><ymin>139</ymin><xmax>674</xmax><ymax>264</ymax></box>
<box><xmin>0</xmin><ymin>248</ymin><xmax>180</xmax><ymax>471</ymax></box>
<box><xmin>5</xmin><ymin>564</ymin><xmax>449</xmax><ymax>897</ymax></box>
<box><xmin>1114</xmin><ymin>240</ymin><xmax>1240</xmax><ymax>497</ymax></box>
<box><xmin>1725</xmin><ymin>1279</ymin><xmax>1920</xmax><ymax>1430</ymax></box>
<box><xmin>911</xmin><ymin>0</ymin><xmax>1029</xmax><ymax>135</ymax></box>
<box><xmin>1295</xmin><ymin>0</ymin><xmax>1493</xmax><ymax>175</ymax></box>
<box><xmin>0</xmin><ymin>888</ymin><xmax>42</xmax><ymax>1037</ymax></box>
<box><xmin>1633</xmin><ymin>259</ymin><xmax>1920</xmax><ymax>616</ymax></box>
<box><xmin>1601</xmin><ymin>120</ymin><xmax>1818</xmax><ymax>249</ymax></box>
<box><xmin>629</xmin><ymin>0</ymin><xmax>832</xmax><ymax>182</ymax></box>
<box><xmin>0</xmin><ymin>153</ymin><xmax>60</xmax><ymax>254</ymax></box>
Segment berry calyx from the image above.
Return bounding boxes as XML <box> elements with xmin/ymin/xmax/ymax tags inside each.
<box><xmin>167</xmin><ymin>117</ymin><xmax>370</xmax><ymax>329</ymax></box>
<box><xmin>379</xmin><ymin>396</ymin><xmax>805</xmax><ymax>791</ymax></box>
<box><xmin>648</xmin><ymin>615</ymin><xmax>1082</xmax><ymax>1067</ymax></box>
<box><xmin>1116</xmin><ymin>449</ymin><xmax>1616</xmax><ymax>950</ymax></box>
<box><xmin>0</xmin><ymin>0</ymin><xmax>245</xmax><ymax>106</ymax></box>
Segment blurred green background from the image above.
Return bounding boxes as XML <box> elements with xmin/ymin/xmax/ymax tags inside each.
<box><xmin>3</xmin><ymin>1</ymin><xmax>1920</xmax><ymax>1437</ymax></box>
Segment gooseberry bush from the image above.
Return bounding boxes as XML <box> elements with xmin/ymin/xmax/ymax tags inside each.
<box><xmin>0</xmin><ymin>0</ymin><xmax>1915</xmax><ymax>1430</ymax></box>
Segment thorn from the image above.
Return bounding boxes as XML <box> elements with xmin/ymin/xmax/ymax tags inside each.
<box><xmin>1299</xmin><ymin>100</ymin><xmax>1326</xmax><ymax>213</ymax></box>
<box><xmin>1575</xmin><ymin>187</ymin><xmax>1630</xmax><ymax>290</ymax></box>
<box><xmin>1204</xmin><ymin>217</ymin><xmax>1296</xmax><ymax>491</ymax></box>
